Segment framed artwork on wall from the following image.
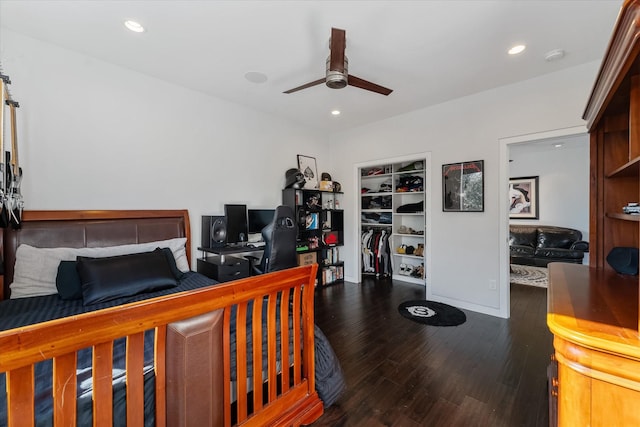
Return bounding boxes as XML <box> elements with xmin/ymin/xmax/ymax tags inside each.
<box><xmin>297</xmin><ymin>155</ymin><xmax>318</xmax><ymax>189</ymax></box>
<box><xmin>442</xmin><ymin>160</ymin><xmax>484</xmax><ymax>212</ymax></box>
<box><xmin>509</xmin><ymin>176</ymin><xmax>539</xmax><ymax>219</ymax></box>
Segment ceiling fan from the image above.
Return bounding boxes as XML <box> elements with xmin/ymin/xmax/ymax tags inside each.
<box><xmin>283</xmin><ymin>27</ymin><xmax>393</xmax><ymax>96</ymax></box>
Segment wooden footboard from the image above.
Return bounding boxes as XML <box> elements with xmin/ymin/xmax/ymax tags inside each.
<box><xmin>0</xmin><ymin>265</ymin><xmax>323</xmax><ymax>427</ymax></box>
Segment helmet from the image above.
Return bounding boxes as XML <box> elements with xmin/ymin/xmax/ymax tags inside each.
<box><xmin>321</xmin><ymin>172</ymin><xmax>332</xmax><ymax>181</ymax></box>
<box><xmin>285</xmin><ymin>168</ymin><xmax>305</xmax><ymax>189</ymax></box>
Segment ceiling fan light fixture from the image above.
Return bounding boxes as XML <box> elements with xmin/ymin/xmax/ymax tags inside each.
<box><xmin>325</xmin><ymin>56</ymin><xmax>348</xmax><ymax>89</ymax></box>
<box><xmin>326</xmin><ymin>71</ymin><xmax>348</xmax><ymax>89</ymax></box>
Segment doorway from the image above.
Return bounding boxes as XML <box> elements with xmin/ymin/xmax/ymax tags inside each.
<box><xmin>499</xmin><ymin>126</ymin><xmax>588</xmax><ymax>318</ymax></box>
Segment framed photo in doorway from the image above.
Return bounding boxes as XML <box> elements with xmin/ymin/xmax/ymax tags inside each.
<box><xmin>509</xmin><ymin>176</ymin><xmax>539</xmax><ymax>219</ymax></box>
<box><xmin>297</xmin><ymin>155</ymin><xmax>318</xmax><ymax>189</ymax></box>
<box><xmin>442</xmin><ymin>160</ymin><xmax>484</xmax><ymax>212</ymax></box>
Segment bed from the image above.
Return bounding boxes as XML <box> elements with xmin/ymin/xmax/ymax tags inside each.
<box><xmin>0</xmin><ymin>209</ymin><xmax>326</xmax><ymax>426</ymax></box>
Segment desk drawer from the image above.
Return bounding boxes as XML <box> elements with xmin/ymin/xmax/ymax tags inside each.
<box><xmin>197</xmin><ymin>256</ymin><xmax>250</xmax><ymax>282</ymax></box>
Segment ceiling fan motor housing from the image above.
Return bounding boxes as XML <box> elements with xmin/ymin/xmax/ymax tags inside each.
<box><xmin>325</xmin><ymin>56</ymin><xmax>348</xmax><ymax>89</ymax></box>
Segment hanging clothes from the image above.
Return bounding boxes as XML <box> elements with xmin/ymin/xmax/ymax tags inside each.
<box><xmin>361</xmin><ymin>228</ymin><xmax>392</xmax><ymax>277</ymax></box>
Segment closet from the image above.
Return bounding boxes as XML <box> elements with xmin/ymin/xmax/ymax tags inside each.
<box><xmin>358</xmin><ymin>154</ymin><xmax>430</xmax><ymax>286</ymax></box>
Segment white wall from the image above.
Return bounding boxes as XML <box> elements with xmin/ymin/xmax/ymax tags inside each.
<box><xmin>508</xmin><ymin>136</ymin><xmax>590</xmax><ymax>248</ymax></box>
<box><xmin>329</xmin><ymin>62</ymin><xmax>600</xmax><ymax>317</ymax></box>
<box><xmin>1</xmin><ymin>29</ymin><xmax>328</xmax><ymax>266</ymax></box>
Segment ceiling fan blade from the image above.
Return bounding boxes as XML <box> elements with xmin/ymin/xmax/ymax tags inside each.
<box><xmin>348</xmin><ymin>74</ymin><xmax>393</xmax><ymax>96</ymax></box>
<box><xmin>283</xmin><ymin>78</ymin><xmax>325</xmax><ymax>94</ymax></box>
<box><xmin>329</xmin><ymin>27</ymin><xmax>346</xmax><ymax>73</ymax></box>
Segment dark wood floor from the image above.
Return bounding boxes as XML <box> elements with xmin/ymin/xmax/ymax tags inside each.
<box><xmin>311</xmin><ymin>278</ymin><xmax>553</xmax><ymax>427</ymax></box>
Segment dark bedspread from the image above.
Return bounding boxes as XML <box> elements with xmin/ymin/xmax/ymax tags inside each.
<box><xmin>0</xmin><ymin>271</ymin><xmax>215</xmax><ymax>331</ymax></box>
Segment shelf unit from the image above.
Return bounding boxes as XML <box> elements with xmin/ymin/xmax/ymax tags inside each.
<box><xmin>282</xmin><ymin>188</ymin><xmax>344</xmax><ymax>287</ymax></box>
<box><xmin>547</xmin><ymin>2</ymin><xmax>640</xmax><ymax>426</ymax></box>
<box><xmin>359</xmin><ymin>157</ymin><xmax>428</xmax><ymax>285</ymax></box>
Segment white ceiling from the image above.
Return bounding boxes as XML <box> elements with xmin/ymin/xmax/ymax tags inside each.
<box><xmin>0</xmin><ymin>0</ymin><xmax>623</xmax><ymax>132</ymax></box>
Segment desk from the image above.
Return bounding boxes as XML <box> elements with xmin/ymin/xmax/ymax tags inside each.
<box><xmin>197</xmin><ymin>245</ymin><xmax>264</xmax><ymax>282</ymax></box>
<box><xmin>198</xmin><ymin>245</ymin><xmax>265</xmax><ymax>256</ymax></box>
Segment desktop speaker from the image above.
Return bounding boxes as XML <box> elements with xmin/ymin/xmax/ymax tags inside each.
<box><xmin>201</xmin><ymin>215</ymin><xmax>227</xmax><ymax>248</ymax></box>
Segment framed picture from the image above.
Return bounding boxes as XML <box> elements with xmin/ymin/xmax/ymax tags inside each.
<box><xmin>442</xmin><ymin>160</ymin><xmax>484</xmax><ymax>212</ymax></box>
<box><xmin>297</xmin><ymin>155</ymin><xmax>318</xmax><ymax>189</ymax></box>
<box><xmin>509</xmin><ymin>176</ymin><xmax>539</xmax><ymax>219</ymax></box>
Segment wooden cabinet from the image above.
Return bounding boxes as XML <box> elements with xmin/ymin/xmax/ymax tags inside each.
<box><xmin>547</xmin><ymin>263</ymin><xmax>640</xmax><ymax>426</ymax></box>
<box><xmin>547</xmin><ymin>1</ymin><xmax>640</xmax><ymax>426</ymax></box>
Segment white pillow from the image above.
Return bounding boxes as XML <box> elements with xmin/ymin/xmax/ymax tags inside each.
<box><xmin>10</xmin><ymin>237</ymin><xmax>189</xmax><ymax>299</ymax></box>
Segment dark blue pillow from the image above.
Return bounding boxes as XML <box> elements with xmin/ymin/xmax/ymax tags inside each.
<box><xmin>56</xmin><ymin>248</ymin><xmax>185</xmax><ymax>301</ymax></box>
<box><xmin>78</xmin><ymin>249</ymin><xmax>177</xmax><ymax>305</ymax></box>
<box><xmin>158</xmin><ymin>247</ymin><xmax>186</xmax><ymax>279</ymax></box>
<box><xmin>56</xmin><ymin>260</ymin><xmax>83</xmax><ymax>300</ymax></box>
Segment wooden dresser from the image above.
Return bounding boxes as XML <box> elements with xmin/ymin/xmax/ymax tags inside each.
<box><xmin>547</xmin><ymin>0</ymin><xmax>640</xmax><ymax>425</ymax></box>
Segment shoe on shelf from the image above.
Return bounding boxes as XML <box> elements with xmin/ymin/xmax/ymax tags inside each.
<box><xmin>397</xmin><ymin>225</ymin><xmax>416</xmax><ymax>235</ymax></box>
<box><xmin>397</xmin><ymin>161</ymin><xmax>424</xmax><ymax>172</ymax></box>
<box><xmin>410</xmin><ymin>264</ymin><xmax>424</xmax><ymax>278</ymax></box>
<box><xmin>379</xmin><ymin>179</ymin><xmax>393</xmax><ymax>192</ymax></box>
<box><xmin>405</xmin><ymin>264</ymin><xmax>416</xmax><ymax>276</ymax></box>
<box><xmin>399</xmin><ymin>263</ymin><xmax>407</xmax><ymax>275</ymax></box>
<box><xmin>397</xmin><ymin>244</ymin><xmax>406</xmax><ymax>254</ymax></box>
<box><xmin>414</xmin><ymin>244</ymin><xmax>424</xmax><ymax>257</ymax></box>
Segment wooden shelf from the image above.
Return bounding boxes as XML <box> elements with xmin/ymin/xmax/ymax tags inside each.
<box><xmin>606</xmin><ymin>156</ymin><xmax>640</xmax><ymax>178</ymax></box>
<box><xmin>606</xmin><ymin>212</ymin><xmax>640</xmax><ymax>221</ymax></box>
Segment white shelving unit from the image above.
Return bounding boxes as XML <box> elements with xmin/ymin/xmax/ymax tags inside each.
<box><xmin>358</xmin><ymin>155</ymin><xmax>430</xmax><ymax>286</ymax></box>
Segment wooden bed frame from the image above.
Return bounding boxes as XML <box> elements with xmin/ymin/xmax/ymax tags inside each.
<box><xmin>0</xmin><ymin>210</ymin><xmax>323</xmax><ymax>426</ymax></box>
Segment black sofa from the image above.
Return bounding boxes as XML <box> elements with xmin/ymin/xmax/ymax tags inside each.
<box><xmin>509</xmin><ymin>225</ymin><xmax>589</xmax><ymax>267</ymax></box>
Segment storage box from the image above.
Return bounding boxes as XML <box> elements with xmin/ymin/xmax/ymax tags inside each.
<box><xmin>297</xmin><ymin>252</ymin><xmax>317</xmax><ymax>266</ymax></box>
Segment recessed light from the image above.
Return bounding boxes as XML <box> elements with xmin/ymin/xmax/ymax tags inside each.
<box><xmin>244</xmin><ymin>71</ymin><xmax>268</xmax><ymax>84</ymax></box>
<box><xmin>554</xmin><ymin>143</ymin><xmax>564</xmax><ymax>148</ymax></box>
<box><xmin>331</xmin><ymin>110</ymin><xmax>341</xmax><ymax>116</ymax></box>
<box><xmin>508</xmin><ymin>44</ymin><xmax>526</xmax><ymax>55</ymax></box>
<box><xmin>124</xmin><ymin>20</ymin><xmax>145</xmax><ymax>33</ymax></box>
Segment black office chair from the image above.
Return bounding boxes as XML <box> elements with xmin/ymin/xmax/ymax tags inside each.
<box><xmin>248</xmin><ymin>205</ymin><xmax>298</xmax><ymax>275</ymax></box>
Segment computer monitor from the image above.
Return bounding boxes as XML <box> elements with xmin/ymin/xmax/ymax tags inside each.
<box><xmin>224</xmin><ymin>204</ymin><xmax>248</xmax><ymax>246</ymax></box>
<box><xmin>248</xmin><ymin>209</ymin><xmax>275</xmax><ymax>234</ymax></box>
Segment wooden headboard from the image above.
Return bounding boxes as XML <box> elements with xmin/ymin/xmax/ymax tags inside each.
<box><xmin>1</xmin><ymin>210</ymin><xmax>191</xmax><ymax>300</ymax></box>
